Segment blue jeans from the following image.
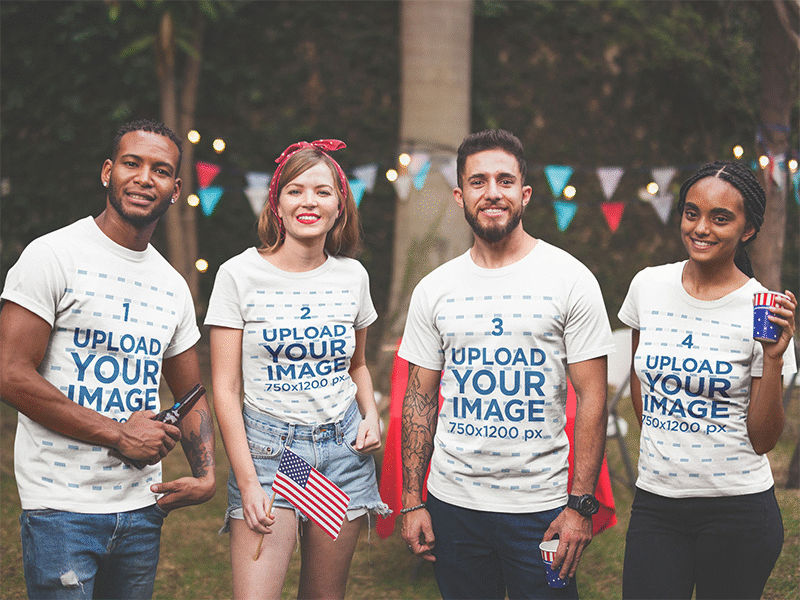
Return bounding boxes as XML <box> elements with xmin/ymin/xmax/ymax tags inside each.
<box><xmin>427</xmin><ymin>494</ymin><xmax>579</xmax><ymax>600</ymax></box>
<box><xmin>622</xmin><ymin>487</ymin><xmax>783</xmax><ymax>600</ymax></box>
<box><xmin>20</xmin><ymin>504</ymin><xmax>166</xmax><ymax>599</ymax></box>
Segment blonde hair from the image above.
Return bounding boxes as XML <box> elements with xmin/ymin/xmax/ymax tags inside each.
<box><xmin>257</xmin><ymin>147</ymin><xmax>362</xmax><ymax>257</ymax></box>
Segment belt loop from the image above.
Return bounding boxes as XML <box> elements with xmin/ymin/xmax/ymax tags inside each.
<box><xmin>335</xmin><ymin>418</ymin><xmax>344</xmax><ymax>445</ymax></box>
<box><xmin>285</xmin><ymin>423</ymin><xmax>296</xmax><ymax>448</ymax></box>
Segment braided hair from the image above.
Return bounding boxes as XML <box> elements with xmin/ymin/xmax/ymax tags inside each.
<box><xmin>677</xmin><ymin>161</ymin><xmax>766</xmax><ymax>278</ymax></box>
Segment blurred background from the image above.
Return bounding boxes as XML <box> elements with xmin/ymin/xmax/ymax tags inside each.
<box><xmin>1</xmin><ymin>2</ymin><xmax>799</xmax><ymax>597</ymax></box>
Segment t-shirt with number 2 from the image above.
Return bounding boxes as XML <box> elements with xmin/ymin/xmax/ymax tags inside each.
<box><xmin>204</xmin><ymin>247</ymin><xmax>377</xmax><ymax>425</ymax></box>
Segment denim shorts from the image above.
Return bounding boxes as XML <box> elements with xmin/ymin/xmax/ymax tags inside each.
<box><xmin>20</xmin><ymin>504</ymin><xmax>165</xmax><ymax>600</ymax></box>
<box><xmin>225</xmin><ymin>401</ymin><xmax>389</xmax><ymax>529</ymax></box>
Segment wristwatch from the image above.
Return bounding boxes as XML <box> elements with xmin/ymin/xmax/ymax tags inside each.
<box><xmin>567</xmin><ymin>494</ymin><xmax>600</xmax><ymax>517</ymax></box>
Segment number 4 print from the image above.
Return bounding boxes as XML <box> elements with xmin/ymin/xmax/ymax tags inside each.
<box><xmin>681</xmin><ymin>333</ymin><xmax>694</xmax><ymax>349</ymax></box>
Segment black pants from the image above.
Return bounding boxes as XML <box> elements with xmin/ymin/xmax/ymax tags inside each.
<box><xmin>622</xmin><ymin>487</ymin><xmax>783</xmax><ymax>600</ymax></box>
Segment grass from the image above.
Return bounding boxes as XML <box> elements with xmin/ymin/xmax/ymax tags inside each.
<box><xmin>1</xmin><ymin>347</ymin><xmax>798</xmax><ymax>599</ymax></box>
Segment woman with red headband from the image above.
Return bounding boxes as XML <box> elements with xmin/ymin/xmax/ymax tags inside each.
<box><xmin>206</xmin><ymin>140</ymin><xmax>388</xmax><ymax>599</ymax></box>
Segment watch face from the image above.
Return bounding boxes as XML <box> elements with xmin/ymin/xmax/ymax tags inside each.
<box><xmin>581</xmin><ymin>495</ymin><xmax>600</xmax><ymax>515</ymax></box>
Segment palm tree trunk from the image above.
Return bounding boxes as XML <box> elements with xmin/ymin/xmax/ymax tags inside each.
<box><xmin>378</xmin><ymin>0</ymin><xmax>474</xmax><ymax>383</ymax></box>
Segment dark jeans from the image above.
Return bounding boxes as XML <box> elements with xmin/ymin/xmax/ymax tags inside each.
<box><xmin>427</xmin><ymin>494</ymin><xmax>579</xmax><ymax>600</ymax></box>
<box><xmin>622</xmin><ymin>487</ymin><xmax>783</xmax><ymax>600</ymax></box>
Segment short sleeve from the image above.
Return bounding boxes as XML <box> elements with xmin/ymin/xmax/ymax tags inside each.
<box><xmin>563</xmin><ymin>266</ymin><xmax>615</xmax><ymax>364</ymax></box>
<box><xmin>1</xmin><ymin>239</ymin><xmax>65</xmax><ymax>326</ymax></box>
<box><xmin>618</xmin><ymin>270</ymin><xmax>644</xmax><ymax>330</ymax></box>
<box><xmin>353</xmin><ymin>263</ymin><xmax>378</xmax><ymax>331</ymax></box>
<box><xmin>204</xmin><ymin>264</ymin><xmax>245</xmax><ymax>329</ymax></box>
<box><xmin>163</xmin><ymin>282</ymin><xmax>201</xmax><ymax>359</ymax></box>
<box><xmin>398</xmin><ymin>283</ymin><xmax>445</xmax><ymax>371</ymax></box>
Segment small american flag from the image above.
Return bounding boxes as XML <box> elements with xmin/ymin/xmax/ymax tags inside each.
<box><xmin>272</xmin><ymin>447</ymin><xmax>350</xmax><ymax>540</ymax></box>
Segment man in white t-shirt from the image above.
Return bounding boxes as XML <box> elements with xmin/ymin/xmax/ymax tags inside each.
<box><xmin>0</xmin><ymin>119</ymin><xmax>216</xmax><ymax>599</ymax></box>
<box><xmin>400</xmin><ymin>130</ymin><xmax>614</xmax><ymax>600</ymax></box>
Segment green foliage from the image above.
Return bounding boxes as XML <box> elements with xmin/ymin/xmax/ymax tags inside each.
<box><xmin>1</xmin><ymin>0</ymin><xmax>796</xmax><ymax>335</ymax></box>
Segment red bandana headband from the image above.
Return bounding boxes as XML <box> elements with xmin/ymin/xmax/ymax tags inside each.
<box><xmin>268</xmin><ymin>139</ymin><xmax>348</xmax><ymax>221</ymax></box>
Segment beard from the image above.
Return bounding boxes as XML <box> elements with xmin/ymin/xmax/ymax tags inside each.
<box><xmin>463</xmin><ymin>202</ymin><xmax>523</xmax><ymax>243</ymax></box>
<box><xmin>107</xmin><ymin>175</ymin><xmax>171</xmax><ymax>227</ymax></box>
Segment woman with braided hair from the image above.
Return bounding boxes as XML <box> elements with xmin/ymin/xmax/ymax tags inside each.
<box><xmin>206</xmin><ymin>140</ymin><xmax>388</xmax><ymax>599</ymax></box>
<box><xmin>619</xmin><ymin>161</ymin><xmax>796</xmax><ymax>599</ymax></box>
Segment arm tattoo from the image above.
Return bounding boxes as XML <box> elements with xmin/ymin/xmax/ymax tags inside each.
<box><xmin>181</xmin><ymin>407</ymin><xmax>215</xmax><ymax>478</ymax></box>
<box><xmin>401</xmin><ymin>364</ymin><xmax>439</xmax><ymax>496</ymax></box>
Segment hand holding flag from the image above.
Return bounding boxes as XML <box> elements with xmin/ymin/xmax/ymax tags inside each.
<box><xmin>272</xmin><ymin>447</ymin><xmax>350</xmax><ymax>541</ymax></box>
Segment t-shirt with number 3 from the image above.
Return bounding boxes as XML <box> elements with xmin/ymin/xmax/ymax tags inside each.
<box><xmin>399</xmin><ymin>241</ymin><xmax>615</xmax><ymax>513</ymax></box>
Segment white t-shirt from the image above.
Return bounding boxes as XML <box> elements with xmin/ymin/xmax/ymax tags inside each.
<box><xmin>204</xmin><ymin>248</ymin><xmax>377</xmax><ymax>424</ymax></box>
<box><xmin>399</xmin><ymin>242</ymin><xmax>615</xmax><ymax>513</ymax></box>
<box><xmin>1</xmin><ymin>217</ymin><xmax>200</xmax><ymax>513</ymax></box>
<box><xmin>618</xmin><ymin>261</ymin><xmax>797</xmax><ymax>497</ymax></box>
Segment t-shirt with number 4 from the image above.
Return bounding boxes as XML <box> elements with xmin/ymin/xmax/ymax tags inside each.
<box><xmin>399</xmin><ymin>241</ymin><xmax>615</xmax><ymax>513</ymax></box>
<box><xmin>1</xmin><ymin>217</ymin><xmax>200</xmax><ymax>513</ymax></box>
<box><xmin>204</xmin><ymin>247</ymin><xmax>377</xmax><ymax>425</ymax></box>
<box><xmin>618</xmin><ymin>261</ymin><xmax>796</xmax><ymax>498</ymax></box>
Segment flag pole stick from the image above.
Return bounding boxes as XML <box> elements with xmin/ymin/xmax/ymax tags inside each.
<box><xmin>252</xmin><ymin>491</ymin><xmax>276</xmax><ymax>561</ymax></box>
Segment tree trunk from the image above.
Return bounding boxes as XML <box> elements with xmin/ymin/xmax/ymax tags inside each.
<box><xmin>154</xmin><ymin>9</ymin><xmax>203</xmax><ymax>312</ymax></box>
<box><xmin>377</xmin><ymin>0</ymin><xmax>474</xmax><ymax>387</ymax></box>
<box><xmin>750</xmin><ymin>1</ymin><xmax>795</xmax><ymax>290</ymax></box>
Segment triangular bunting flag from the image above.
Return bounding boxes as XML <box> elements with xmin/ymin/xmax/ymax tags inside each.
<box><xmin>408</xmin><ymin>152</ymin><xmax>431</xmax><ymax>178</ymax></box>
<box><xmin>198</xmin><ymin>186</ymin><xmax>224</xmax><ymax>216</ymax></box>
<box><xmin>245</xmin><ymin>172</ymin><xmax>271</xmax><ymax>190</ymax></box>
<box><xmin>793</xmin><ymin>171</ymin><xmax>800</xmax><ymax>206</ymax></box>
<box><xmin>352</xmin><ymin>164</ymin><xmax>378</xmax><ymax>192</ymax></box>
<box><xmin>770</xmin><ymin>154</ymin><xmax>786</xmax><ymax>190</ymax></box>
<box><xmin>244</xmin><ymin>188</ymin><xmax>268</xmax><ymax>217</ymax></box>
<box><xmin>596</xmin><ymin>167</ymin><xmax>624</xmax><ymax>200</ymax></box>
<box><xmin>651</xmin><ymin>167</ymin><xmax>676</xmax><ymax>195</ymax></box>
<box><xmin>196</xmin><ymin>161</ymin><xmax>222</xmax><ymax>189</ymax></box>
<box><xmin>651</xmin><ymin>194</ymin><xmax>673</xmax><ymax>224</ymax></box>
<box><xmin>392</xmin><ymin>173</ymin><xmax>412</xmax><ymax>201</ymax></box>
<box><xmin>438</xmin><ymin>157</ymin><xmax>458</xmax><ymax>189</ymax></box>
<box><xmin>413</xmin><ymin>160</ymin><xmax>431</xmax><ymax>190</ymax></box>
<box><xmin>553</xmin><ymin>200</ymin><xmax>578</xmax><ymax>231</ymax></box>
<box><xmin>244</xmin><ymin>172</ymin><xmax>271</xmax><ymax>217</ymax></box>
<box><xmin>545</xmin><ymin>166</ymin><xmax>573</xmax><ymax>198</ymax></box>
<box><xmin>600</xmin><ymin>201</ymin><xmax>625</xmax><ymax>233</ymax></box>
<box><xmin>349</xmin><ymin>178</ymin><xmax>366</xmax><ymax>207</ymax></box>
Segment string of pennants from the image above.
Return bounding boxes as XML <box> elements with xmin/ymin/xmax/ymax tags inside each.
<box><xmin>194</xmin><ymin>153</ymin><xmax>800</xmax><ymax>234</ymax></box>
<box><xmin>195</xmin><ymin>160</ymin><xmax>379</xmax><ymax>219</ymax></box>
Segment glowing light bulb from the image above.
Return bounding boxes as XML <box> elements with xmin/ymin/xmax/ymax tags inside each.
<box><xmin>732</xmin><ymin>145</ymin><xmax>744</xmax><ymax>159</ymax></box>
<box><xmin>187</xmin><ymin>194</ymin><xmax>200</xmax><ymax>207</ymax></box>
<box><xmin>398</xmin><ymin>153</ymin><xmax>411</xmax><ymax>167</ymax></box>
<box><xmin>386</xmin><ymin>169</ymin><xmax>398</xmax><ymax>182</ymax></box>
<box><xmin>195</xmin><ymin>259</ymin><xmax>209</xmax><ymax>273</ymax></box>
<box><xmin>759</xmin><ymin>155</ymin><xmax>770</xmax><ymax>169</ymax></box>
<box><xmin>187</xmin><ymin>130</ymin><xmax>201</xmax><ymax>144</ymax></box>
<box><xmin>563</xmin><ymin>185</ymin><xmax>576</xmax><ymax>199</ymax></box>
<box><xmin>788</xmin><ymin>159</ymin><xmax>798</xmax><ymax>172</ymax></box>
<box><xmin>213</xmin><ymin>138</ymin><xmax>226</xmax><ymax>153</ymax></box>
<box><xmin>646</xmin><ymin>182</ymin><xmax>659</xmax><ymax>195</ymax></box>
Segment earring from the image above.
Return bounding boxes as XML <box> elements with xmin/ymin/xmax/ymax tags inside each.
<box><xmin>170</xmin><ymin>197</ymin><xmax>176</xmax><ymax>204</ymax></box>
<box><xmin>103</xmin><ymin>181</ymin><xmax>108</xmax><ymax>187</ymax></box>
